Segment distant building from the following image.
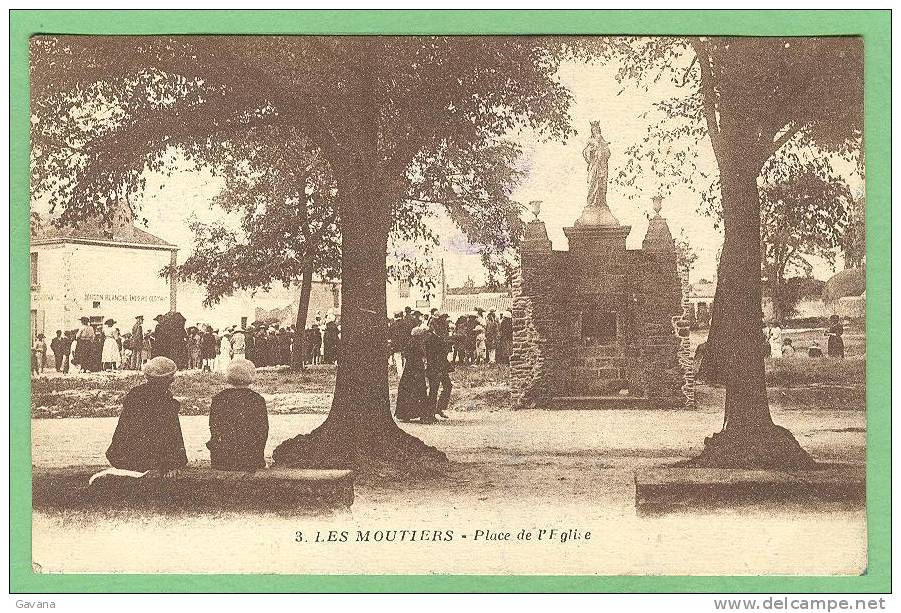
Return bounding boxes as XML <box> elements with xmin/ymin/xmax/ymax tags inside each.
<box><xmin>179</xmin><ymin>281</ymin><xmax>340</xmax><ymax>331</ymax></box>
<box><xmin>823</xmin><ymin>266</ymin><xmax>866</xmax><ymax>320</ymax></box>
<box><xmin>385</xmin><ymin>259</ymin><xmax>447</xmax><ymax>316</ymax></box>
<box><xmin>687</xmin><ymin>278</ymin><xmax>716</xmax><ymax>327</ymax></box>
<box><xmin>442</xmin><ymin>292</ymin><xmax>511</xmax><ymax>319</ymax></box>
<box><xmin>686</xmin><ymin>277</ymin><xmax>832</xmax><ymax>325</ymax></box>
<box><xmin>30</xmin><ymin>209</ymin><xmax>178</xmax><ymax>336</ymax></box>
<box><xmin>29</xmin><ymin>204</ymin><xmax>341</xmax><ymax>336</ymax></box>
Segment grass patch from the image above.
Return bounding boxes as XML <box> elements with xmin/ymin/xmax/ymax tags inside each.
<box><xmin>32</xmin><ymin>363</ymin><xmax>514</xmax><ymax>419</ymax></box>
<box><xmin>31</xmin><ymin>349</ymin><xmax>865</xmax><ymax>418</ymax></box>
<box><xmin>766</xmin><ymin>356</ymin><xmax>866</xmax><ymax>387</ymax></box>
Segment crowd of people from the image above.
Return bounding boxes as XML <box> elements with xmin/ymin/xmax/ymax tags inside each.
<box><xmin>389</xmin><ymin>307</ymin><xmax>513</xmax><ymax>372</ymax></box>
<box><xmin>98</xmin><ymin>305</ymin><xmax>516</xmax><ymax>478</ymax></box>
<box><xmin>387</xmin><ymin>306</ymin><xmax>514</xmax><ymax>424</ymax></box>
<box><xmin>31</xmin><ymin>311</ymin><xmax>342</xmax><ymax>376</ymax></box>
<box><xmin>694</xmin><ymin>314</ymin><xmax>849</xmax><ymax>383</ymax></box>
<box><xmin>31</xmin><ymin>304</ymin><xmax>517</xmax><ymax>380</ymax></box>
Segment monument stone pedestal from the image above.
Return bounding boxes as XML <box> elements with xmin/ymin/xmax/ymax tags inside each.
<box><xmin>511</xmin><ymin>198</ymin><xmax>684</xmax><ymax>410</ymax></box>
<box><xmin>510</xmin><ymin>121</ymin><xmax>687</xmax><ymax>410</ymax></box>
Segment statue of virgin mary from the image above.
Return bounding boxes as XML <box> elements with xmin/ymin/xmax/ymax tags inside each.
<box><xmin>582</xmin><ymin>121</ymin><xmax>611</xmax><ymax>209</ymax></box>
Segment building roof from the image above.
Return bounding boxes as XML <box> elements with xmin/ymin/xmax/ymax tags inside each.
<box><xmin>446</xmin><ymin>284</ymin><xmax>511</xmax><ymax>296</ymax></box>
<box><xmin>441</xmin><ymin>292</ymin><xmax>512</xmax><ymax>316</ymax></box>
<box><xmin>32</xmin><ymin>221</ymin><xmax>177</xmax><ymax>251</ymax></box>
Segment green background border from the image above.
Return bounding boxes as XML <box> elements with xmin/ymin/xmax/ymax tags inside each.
<box><xmin>9</xmin><ymin>9</ymin><xmax>891</xmax><ymax>594</ymax></box>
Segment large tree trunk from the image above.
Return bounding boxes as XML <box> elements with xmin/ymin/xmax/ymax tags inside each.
<box><xmin>272</xmin><ymin>182</ymin><xmax>447</xmax><ymax>469</ymax></box>
<box><xmin>688</xmin><ymin>157</ymin><xmax>815</xmax><ymax>470</ymax></box>
<box><xmin>291</xmin><ymin>261</ymin><xmax>314</xmax><ymax>371</ymax></box>
<box><xmin>273</xmin><ymin>43</ymin><xmax>446</xmax><ymax>470</ymax></box>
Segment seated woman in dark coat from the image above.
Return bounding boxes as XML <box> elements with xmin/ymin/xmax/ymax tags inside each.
<box><xmin>207</xmin><ymin>358</ymin><xmax>269</xmax><ymax>470</ymax></box>
<box><xmin>106</xmin><ymin>357</ymin><xmax>188</xmax><ymax>475</ymax></box>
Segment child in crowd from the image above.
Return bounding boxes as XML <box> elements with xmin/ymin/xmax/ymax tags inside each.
<box><xmin>32</xmin><ymin>334</ymin><xmax>47</xmax><ymax>375</ymax></box>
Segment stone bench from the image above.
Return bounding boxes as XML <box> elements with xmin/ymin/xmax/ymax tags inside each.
<box><xmin>634</xmin><ymin>465</ymin><xmax>865</xmax><ymax>512</ymax></box>
<box><xmin>32</xmin><ymin>465</ymin><xmax>354</xmax><ymax>511</ymax></box>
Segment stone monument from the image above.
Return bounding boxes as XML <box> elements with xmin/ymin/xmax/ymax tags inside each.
<box><xmin>510</xmin><ymin>124</ymin><xmax>685</xmax><ymax>409</ymax></box>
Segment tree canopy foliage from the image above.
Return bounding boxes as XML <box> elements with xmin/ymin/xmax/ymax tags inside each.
<box><xmin>30</xmin><ymin>37</ymin><xmax>539</xmax><ymax>283</ymax></box>
<box><xmin>30</xmin><ymin>35</ymin><xmax>575</xmax><ymax>466</ymax></box>
<box><xmin>167</xmin><ymin>128</ymin><xmax>340</xmax><ymax>306</ymax></box>
<box><xmin>758</xmin><ymin>161</ymin><xmax>854</xmax><ymax>321</ymax></box>
<box><xmin>597</xmin><ymin>37</ymin><xmax>863</xmax><ymax>200</ymax></box>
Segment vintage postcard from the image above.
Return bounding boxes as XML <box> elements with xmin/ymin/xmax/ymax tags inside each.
<box><xmin>12</xmin><ymin>9</ymin><xmax>890</xmax><ymax>594</ymax></box>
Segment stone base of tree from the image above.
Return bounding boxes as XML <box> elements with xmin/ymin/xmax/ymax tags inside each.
<box><xmin>273</xmin><ymin>417</ymin><xmax>448</xmax><ymax>470</ymax></box>
<box><xmin>680</xmin><ymin>424</ymin><xmax>817</xmax><ymax>470</ymax></box>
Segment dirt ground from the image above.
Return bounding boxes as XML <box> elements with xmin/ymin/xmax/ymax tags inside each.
<box><xmin>30</xmin><ymin>325</ymin><xmax>867</xmax><ymax>576</ymax></box>
<box><xmin>32</xmin><ymin>403</ymin><xmax>866</xmax><ymax>576</ymax></box>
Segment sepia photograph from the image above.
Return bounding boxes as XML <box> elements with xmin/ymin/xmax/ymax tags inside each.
<box><xmin>16</xmin><ymin>12</ymin><xmax>885</xmax><ymax>590</ymax></box>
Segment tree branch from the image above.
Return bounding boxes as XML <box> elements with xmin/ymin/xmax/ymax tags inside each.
<box><xmin>761</xmin><ymin>123</ymin><xmax>804</xmax><ymax>165</ymax></box>
<box><xmin>677</xmin><ymin>55</ymin><xmax>698</xmax><ymax>88</ymax></box>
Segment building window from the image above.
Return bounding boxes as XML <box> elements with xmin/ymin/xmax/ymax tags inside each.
<box><xmin>398</xmin><ymin>280</ymin><xmax>410</xmax><ymax>299</ymax></box>
<box><xmin>331</xmin><ymin>285</ymin><xmax>340</xmax><ymax>309</ymax></box>
<box><xmin>30</xmin><ymin>253</ymin><xmax>38</xmax><ymax>287</ymax></box>
<box><xmin>92</xmin><ymin>301</ymin><xmax>101</xmax><ymax>309</ymax></box>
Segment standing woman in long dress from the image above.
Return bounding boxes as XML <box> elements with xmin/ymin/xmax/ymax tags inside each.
<box><xmin>101</xmin><ymin>319</ymin><xmax>121</xmax><ymax>371</ymax></box>
<box><xmin>216</xmin><ymin>330</ymin><xmax>232</xmax><ymax>374</ymax></box>
<box><xmin>394</xmin><ymin>326</ymin><xmax>429</xmax><ymax>422</ymax></box>
<box><xmin>826</xmin><ymin>315</ymin><xmax>845</xmax><ymax>358</ymax></box>
<box><xmin>768</xmin><ymin>321</ymin><xmax>783</xmax><ymax>358</ymax></box>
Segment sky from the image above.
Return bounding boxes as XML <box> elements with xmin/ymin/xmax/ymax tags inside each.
<box><xmin>44</xmin><ymin>53</ymin><xmax>857</xmax><ymax>288</ymax></box>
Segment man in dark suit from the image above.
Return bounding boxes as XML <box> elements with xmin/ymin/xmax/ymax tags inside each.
<box><xmin>130</xmin><ymin>315</ymin><xmax>144</xmax><ymax>370</ymax></box>
<box><xmin>50</xmin><ymin>330</ymin><xmax>69</xmax><ymax>372</ymax></box>
<box><xmin>425</xmin><ymin>315</ymin><xmax>453</xmax><ymax>420</ymax></box>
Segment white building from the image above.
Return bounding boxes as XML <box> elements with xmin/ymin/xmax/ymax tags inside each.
<box><xmin>30</xmin><ymin>207</ymin><xmax>342</xmax><ymax>337</ymax></box>
<box><xmin>31</xmin><ymin>218</ymin><xmax>178</xmax><ymax>336</ymax></box>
